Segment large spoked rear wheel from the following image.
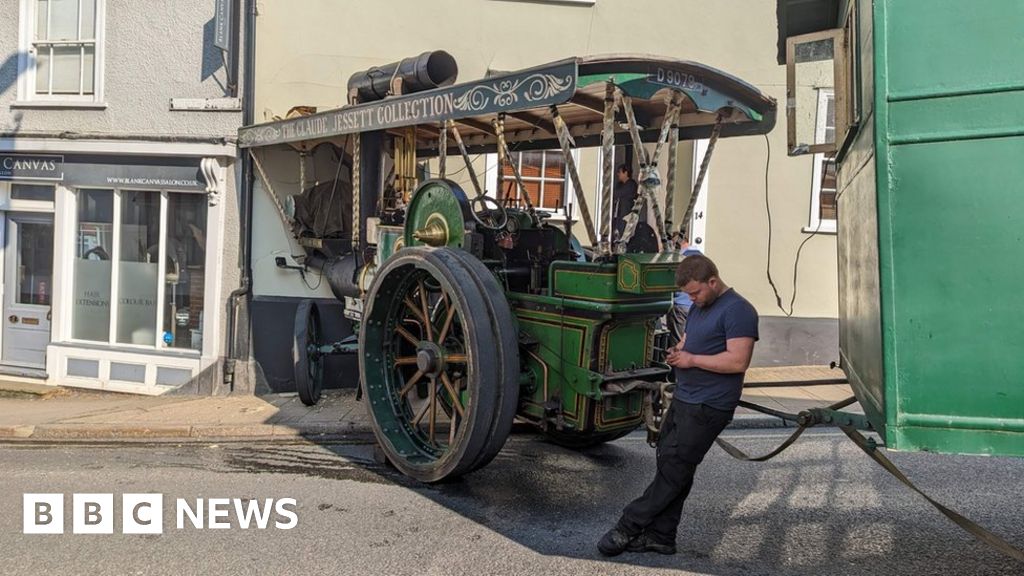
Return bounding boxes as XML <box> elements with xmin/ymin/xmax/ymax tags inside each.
<box><xmin>293</xmin><ymin>299</ymin><xmax>323</xmax><ymax>406</ymax></box>
<box><xmin>360</xmin><ymin>247</ymin><xmax>519</xmax><ymax>482</ymax></box>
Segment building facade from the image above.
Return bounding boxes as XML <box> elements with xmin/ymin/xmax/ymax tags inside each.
<box><xmin>0</xmin><ymin>0</ymin><xmax>245</xmax><ymax>393</ymax></box>
<box><xmin>242</xmin><ymin>0</ymin><xmax>841</xmax><ymax>391</ymax></box>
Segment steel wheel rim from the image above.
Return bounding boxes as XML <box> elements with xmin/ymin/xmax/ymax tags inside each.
<box><xmin>369</xmin><ymin>264</ymin><xmax>471</xmax><ymax>464</ymax></box>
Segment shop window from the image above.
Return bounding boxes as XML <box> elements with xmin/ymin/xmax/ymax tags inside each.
<box><xmin>116</xmin><ymin>191</ymin><xmax>160</xmax><ymax>345</ymax></box>
<box><xmin>72</xmin><ymin>188</ymin><xmax>113</xmax><ymax>342</ymax></box>
<box><xmin>19</xmin><ymin>0</ymin><xmax>104</xmax><ymax>102</ymax></box>
<box><xmin>498</xmin><ymin>150</ymin><xmax>568</xmax><ymax>211</ymax></box>
<box><xmin>71</xmin><ymin>189</ymin><xmax>206</xmax><ymax>350</ymax></box>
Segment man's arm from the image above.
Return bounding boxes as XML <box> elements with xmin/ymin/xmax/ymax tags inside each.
<box><xmin>666</xmin><ymin>337</ymin><xmax>755</xmax><ymax>374</ymax></box>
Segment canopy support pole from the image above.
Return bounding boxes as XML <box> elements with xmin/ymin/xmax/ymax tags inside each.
<box><xmin>551</xmin><ymin>105</ymin><xmax>598</xmax><ymax>247</ymax></box>
<box><xmin>599</xmin><ymin>82</ymin><xmax>617</xmax><ymax>255</ymax></box>
<box><xmin>617</xmin><ymin>94</ymin><xmax>679</xmax><ymax>250</ymax></box>
<box><xmin>681</xmin><ymin>112</ymin><xmax>725</xmax><ymax>237</ymax></box>
<box><xmin>495</xmin><ymin>113</ymin><xmax>506</xmax><ymax>202</ymax></box>
<box><xmin>352</xmin><ymin>133</ymin><xmax>361</xmax><ymax>252</ymax></box>
<box><xmin>446</xmin><ymin>120</ymin><xmax>484</xmax><ymax>198</ymax></box>
<box><xmin>492</xmin><ymin>116</ymin><xmax>538</xmax><ymax>222</ymax></box>
<box><xmin>438</xmin><ymin>121</ymin><xmax>447</xmax><ymax>178</ymax></box>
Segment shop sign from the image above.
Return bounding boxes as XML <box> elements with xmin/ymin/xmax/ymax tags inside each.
<box><xmin>0</xmin><ymin>154</ymin><xmax>64</xmax><ymax>181</ymax></box>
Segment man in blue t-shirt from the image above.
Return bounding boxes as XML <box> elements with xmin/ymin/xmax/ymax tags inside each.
<box><xmin>599</xmin><ymin>253</ymin><xmax>759</xmax><ymax>557</ymax></box>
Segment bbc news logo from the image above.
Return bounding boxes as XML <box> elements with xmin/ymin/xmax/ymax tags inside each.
<box><xmin>23</xmin><ymin>494</ymin><xmax>298</xmax><ymax>534</ymax></box>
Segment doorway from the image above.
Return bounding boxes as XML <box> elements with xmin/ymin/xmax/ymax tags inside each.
<box><xmin>2</xmin><ymin>213</ymin><xmax>54</xmax><ymax>368</ymax></box>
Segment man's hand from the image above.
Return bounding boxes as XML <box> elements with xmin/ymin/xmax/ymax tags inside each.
<box><xmin>674</xmin><ymin>334</ymin><xmax>686</xmax><ymax>351</ymax></box>
<box><xmin>669</xmin><ymin>337</ymin><xmax>755</xmax><ymax>374</ymax></box>
<box><xmin>666</xmin><ymin>349</ymin><xmax>696</xmax><ymax>369</ymax></box>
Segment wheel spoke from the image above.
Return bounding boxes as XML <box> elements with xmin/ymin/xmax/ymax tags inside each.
<box><xmin>394</xmin><ymin>356</ymin><xmax>418</xmax><ymax>367</ymax></box>
<box><xmin>437</xmin><ymin>300</ymin><xmax>458</xmax><ymax>345</ymax></box>
<box><xmin>428</xmin><ymin>377</ymin><xmax>437</xmax><ymax>445</ymax></box>
<box><xmin>445</xmin><ymin>353</ymin><xmax>467</xmax><ymax>364</ymax></box>
<box><xmin>440</xmin><ymin>372</ymin><xmax>465</xmax><ymax>418</ymax></box>
<box><xmin>412</xmin><ymin>397</ymin><xmax>431</xmax><ymax>427</ymax></box>
<box><xmin>403</xmin><ymin>296</ymin><xmax>429</xmax><ymax>327</ymax></box>
<box><xmin>397</xmin><ymin>369</ymin><xmax>425</xmax><ymax>398</ymax></box>
<box><xmin>395</xmin><ymin>324</ymin><xmax>419</xmax><ymax>346</ymax></box>
<box><xmin>448</xmin><ymin>410</ymin><xmax>458</xmax><ymax>446</ymax></box>
<box><xmin>418</xmin><ymin>279</ymin><xmax>434</xmax><ymax>342</ymax></box>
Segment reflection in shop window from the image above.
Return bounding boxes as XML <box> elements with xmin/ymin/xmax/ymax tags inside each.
<box><xmin>163</xmin><ymin>194</ymin><xmax>206</xmax><ymax>350</ymax></box>
<box><xmin>73</xmin><ymin>189</ymin><xmax>113</xmax><ymax>342</ymax></box>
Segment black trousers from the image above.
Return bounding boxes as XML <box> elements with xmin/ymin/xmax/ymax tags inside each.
<box><xmin>617</xmin><ymin>400</ymin><xmax>733</xmax><ymax>543</ymax></box>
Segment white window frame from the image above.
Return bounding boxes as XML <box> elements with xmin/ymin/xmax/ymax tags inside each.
<box><xmin>805</xmin><ymin>89</ymin><xmax>837</xmax><ymax>234</ymax></box>
<box><xmin>17</xmin><ymin>0</ymin><xmax>106</xmax><ymax>105</ymax></box>
<box><xmin>0</xmin><ymin>181</ymin><xmax>57</xmax><ymax>213</ymax></box>
<box><xmin>66</xmin><ymin>187</ymin><xmax>207</xmax><ymax>355</ymax></box>
<box><xmin>485</xmin><ymin>149</ymin><xmax>580</xmax><ymax>221</ymax></box>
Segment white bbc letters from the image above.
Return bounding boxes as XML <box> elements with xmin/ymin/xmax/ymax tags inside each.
<box><xmin>23</xmin><ymin>494</ymin><xmax>64</xmax><ymax>534</ymax></box>
<box><xmin>73</xmin><ymin>494</ymin><xmax>114</xmax><ymax>534</ymax></box>
<box><xmin>122</xmin><ymin>494</ymin><xmax>164</xmax><ymax>534</ymax></box>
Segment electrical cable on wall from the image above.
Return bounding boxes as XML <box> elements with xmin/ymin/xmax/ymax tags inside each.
<box><xmin>763</xmin><ymin>134</ymin><xmax>829</xmax><ymax>317</ymax></box>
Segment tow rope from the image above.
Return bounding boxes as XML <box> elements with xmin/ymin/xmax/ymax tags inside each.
<box><xmin>713</xmin><ymin>398</ymin><xmax>1024</xmax><ymax>562</ymax></box>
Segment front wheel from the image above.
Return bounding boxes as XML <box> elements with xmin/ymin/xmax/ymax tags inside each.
<box><xmin>359</xmin><ymin>247</ymin><xmax>520</xmax><ymax>482</ymax></box>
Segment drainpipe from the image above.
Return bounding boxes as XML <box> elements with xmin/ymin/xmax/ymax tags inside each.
<box><xmin>225</xmin><ymin>0</ymin><xmax>256</xmax><ymax>391</ymax></box>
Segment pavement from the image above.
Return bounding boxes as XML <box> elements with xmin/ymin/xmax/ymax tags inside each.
<box><xmin>0</xmin><ymin>365</ymin><xmax>857</xmax><ymax>443</ymax></box>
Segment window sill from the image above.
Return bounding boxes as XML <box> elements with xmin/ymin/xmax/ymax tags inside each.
<box><xmin>11</xmin><ymin>101</ymin><xmax>108</xmax><ymax>110</ymax></box>
<box><xmin>802</xmin><ymin>223</ymin><xmax>837</xmax><ymax>235</ymax></box>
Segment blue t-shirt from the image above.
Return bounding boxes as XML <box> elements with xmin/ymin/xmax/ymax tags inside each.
<box><xmin>673</xmin><ymin>288</ymin><xmax>759</xmax><ymax>411</ymax></box>
<box><xmin>673</xmin><ymin>248</ymin><xmax>703</xmax><ymax>307</ymax></box>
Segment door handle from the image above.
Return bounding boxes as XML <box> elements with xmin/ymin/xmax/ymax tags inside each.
<box><xmin>8</xmin><ymin>315</ymin><xmax>18</xmax><ymax>324</ymax></box>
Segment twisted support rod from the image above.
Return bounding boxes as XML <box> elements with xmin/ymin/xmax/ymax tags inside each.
<box><xmin>551</xmin><ymin>105</ymin><xmax>598</xmax><ymax>246</ymax></box>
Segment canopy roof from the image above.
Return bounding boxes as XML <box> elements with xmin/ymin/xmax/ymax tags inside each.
<box><xmin>238</xmin><ymin>54</ymin><xmax>777</xmax><ymax>155</ymax></box>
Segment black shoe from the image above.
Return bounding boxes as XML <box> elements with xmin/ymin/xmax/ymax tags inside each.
<box><xmin>626</xmin><ymin>533</ymin><xmax>677</xmax><ymax>555</ymax></box>
<box><xmin>597</xmin><ymin>527</ymin><xmax>636</xmax><ymax>557</ymax></box>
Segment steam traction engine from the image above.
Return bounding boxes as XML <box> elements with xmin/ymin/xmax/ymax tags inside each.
<box><xmin>238</xmin><ymin>53</ymin><xmax>777</xmax><ymax>482</ymax></box>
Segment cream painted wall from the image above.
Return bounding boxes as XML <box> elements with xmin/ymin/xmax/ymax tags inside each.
<box><xmin>250</xmin><ymin>0</ymin><xmax>838</xmax><ymax>319</ymax></box>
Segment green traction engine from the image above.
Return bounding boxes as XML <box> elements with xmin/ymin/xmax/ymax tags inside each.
<box><xmin>268</xmin><ymin>55</ymin><xmax>778</xmax><ymax>482</ymax></box>
<box><xmin>360</xmin><ymin>180</ymin><xmax>682</xmax><ymax>482</ymax></box>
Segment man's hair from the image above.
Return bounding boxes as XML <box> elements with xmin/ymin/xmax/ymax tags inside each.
<box><xmin>616</xmin><ymin>163</ymin><xmax>633</xmax><ymax>178</ymax></box>
<box><xmin>675</xmin><ymin>253</ymin><xmax>719</xmax><ymax>286</ymax></box>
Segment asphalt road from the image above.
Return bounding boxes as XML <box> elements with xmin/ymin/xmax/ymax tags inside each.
<box><xmin>0</xmin><ymin>429</ymin><xmax>1021</xmax><ymax>576</ymax></box>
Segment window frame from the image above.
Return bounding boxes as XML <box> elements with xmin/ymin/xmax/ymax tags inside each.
<box><xmin>805</xmin><ymin>89</ymin><xmax>838</xmax><ymax>234</ymax></box>
<box><xmin>17</xmin><ymin>0</ymin><xmax>106</xmax><ymax>105</ymax></box>
<box><xmin>785</xmin><ymin>27</ymin><xmax>848</xmax><ymax>156</ymax></box>
<box><xmin>485</xmin><ymin>149</ymin><xmax>580</xmax><ymax>220</ymax></box>
<box><xmin>68</xmin><ymin>187</ymin><xmax>207</xmax><ymax>354</ymax></box>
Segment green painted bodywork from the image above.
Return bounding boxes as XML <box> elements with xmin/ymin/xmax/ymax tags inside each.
<box><xmin>403</xmin><ymin>180</ymin><xmax>468</xmax><ymax>249</ymax></box>
<box><xmin>380</xmin><ymin>183</ymin><xmax>675</xmax><ymax>438</ymax></box>
<box><xmin>578</xmin><ymin>72</ymin><xmax>761</xmax><ymax>122</ymax></box>
<box><xmin>810</xmin><ymin>0</ymin><xmax>1024</xmax><ymax>456</ymax></box>
<box><xmin>616</xmin><ymin>253</ymin><xmax>684</xmax><ymax>295</ymax></box>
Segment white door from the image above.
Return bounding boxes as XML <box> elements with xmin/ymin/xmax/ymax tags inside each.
<box><xmin>2</xmin><ymin>214</ymin><xmax>54</xmax><ymax>368</ymax></box>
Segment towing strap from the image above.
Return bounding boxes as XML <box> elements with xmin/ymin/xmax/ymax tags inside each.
<box><xmin>715</xmin><ymin>398</ymin><xmax>1024</xmax><ymax>563</ymax></box>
